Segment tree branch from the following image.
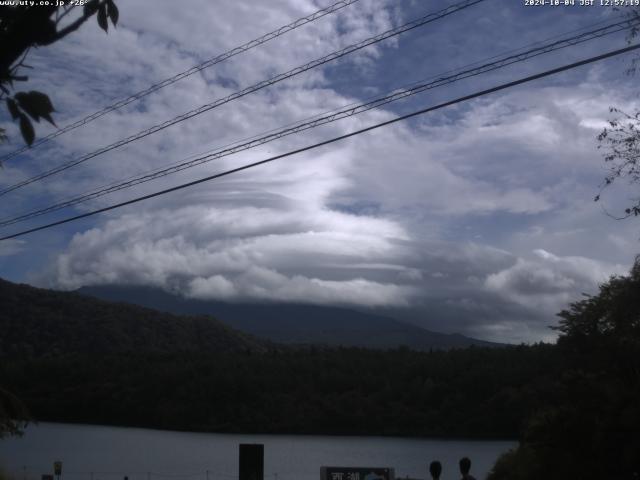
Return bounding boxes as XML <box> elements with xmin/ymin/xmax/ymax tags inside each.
<box><xmin>55</xmin><ymin>5</ymin><xmax>76</xmax><ymax>26</ymax></box>
<box><xmin>40</xmin><ymin>1</ymin><xmax>107</xmax><ymax>46</ymax></box>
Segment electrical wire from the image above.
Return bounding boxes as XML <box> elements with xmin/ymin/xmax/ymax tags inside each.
<box><xmin>2</xmin><ymin>42</ymin><xmax>638</xmax><ymax>242</ymax></box>
<box><xmin>1</xmin><ymin>16</ymin><xmax>636</xmax><ymax>228</ymax></box>
<box><xmin>0</xmin><ymin>0</ymin><xmax>363</xmax><ymax>163</ymax></box>
<box><xmin>0</xmin><ymin>11</ymin><xmax>628</xmax><ymax>193</ymax></box>
<box><xmin>0</xmin><ymin>0</ymin><xmax>487</xmax><ymax>197</ymax></box>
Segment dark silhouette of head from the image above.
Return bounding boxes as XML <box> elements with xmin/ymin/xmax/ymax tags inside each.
<box><xmin>459</xmin><ymin>457</ymin><xmax>472</xmax><ymax>476</ymax></box>
<box><xmin>429</xmin><ymin>461</ymin><xmax>442</xmax><ymax>479</ymax></box>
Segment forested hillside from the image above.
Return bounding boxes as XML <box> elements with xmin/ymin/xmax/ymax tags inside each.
<box><xmin>0</xmin><ymin>277</ymin><xmax>550</xmax><ymax>439</ymax></box>
<box><xmin>0</xmin><ymin>279</ymin><xmax>267</xmax><ymax>356</ymax></box>
<box><xmin>1</xmin><ymin>345</ymin><xmax>557</xmax><ymax>438</ymax></box>
<box><xmin>2</xmin><ymin>262</ymin><xmax>639</xmax><ymax>480</ymax></box>
<box><xmin>488</xmin><ymin>258</ymin><xmax>640</xmax><ymax>480</ymax></box>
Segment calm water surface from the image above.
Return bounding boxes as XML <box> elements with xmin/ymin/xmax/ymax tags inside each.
<box><xmin>0</xmin><ymin>423</ymin><xmax>515</xmax><ymax>480</ymax></box>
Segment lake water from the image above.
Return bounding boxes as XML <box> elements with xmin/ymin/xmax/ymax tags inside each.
<box><xmin>0</xmin><ymin>423</ymin><xmax>515</xmax><ymax>480</ymax></box>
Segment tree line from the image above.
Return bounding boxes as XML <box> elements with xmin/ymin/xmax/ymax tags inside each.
<box><xmin>0</xmin><ymin>344</ymin><xmax>558</xmax><ymax>439</ymax></box>
<box><xmin>2</xmin><ymin>258</ymin><xmax>639</xmax><ymax>479</ymax></box>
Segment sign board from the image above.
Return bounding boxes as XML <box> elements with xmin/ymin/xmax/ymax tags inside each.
<box><xmin>239</xmin><ymin>444</ymin><xmax>263</xmax><ymax>480</ymax></box>
<box><xmin>320</xmin><ymin>467</ymin><xmax>394</xmax><ymax>480</ymax></box>
<box><xmin>54</xmin><ymin>462</ymin><xmax>62</xmax><ymax>476</ymax></box>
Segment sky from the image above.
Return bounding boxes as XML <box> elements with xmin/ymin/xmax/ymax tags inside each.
<box><xmin>1</xmin><ymin>0</ymin><xmax>640</xmax><ymax>343</ymax></box>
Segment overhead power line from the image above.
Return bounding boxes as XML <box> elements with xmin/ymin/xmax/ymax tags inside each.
<box><xmin>0</xmin><ymin>0</ymin><xmax>362</xmax><ymax>163</ymax></box>
<box><xmin>0</xmin><ymin>0</ymin><xmax>486</xmax><ymax>197</ymax></box>
<box><xmin>0</xmin><ymin>17</ymin><xmax>636</xmax><ymax>228</ymax></box>
<box><xmin>2</xmin><ymin>43</ymin><xmax>638</xmax><ymax>242</ymax></box>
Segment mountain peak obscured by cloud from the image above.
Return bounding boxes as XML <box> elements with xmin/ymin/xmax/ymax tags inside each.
<box><xmin>2</xmin><ymin>0</ymin><xmax>638</xmax><ymax>343</ymax></box>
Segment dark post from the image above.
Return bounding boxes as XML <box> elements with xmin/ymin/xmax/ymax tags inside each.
<box><xmin>239</xmin><ymin>444</ymin><xmax>264</xmax><ymax>480</ymax></box>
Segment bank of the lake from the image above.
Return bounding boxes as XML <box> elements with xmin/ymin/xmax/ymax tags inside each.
<box><xmin>2</xmin><ymin>347</ymin><xmax>559</xmax><ymax>439</ymax></box>
<box><xmin>0</xmin><ymin>423</ymin><xmax>516</xmax><ymax>480</ymax></box>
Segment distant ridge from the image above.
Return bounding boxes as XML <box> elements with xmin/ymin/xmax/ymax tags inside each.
<box><xmin>78</xmin><ymin>284</ymin><xmax>502</xmax><ymax>350</ymax></box>
<box><xmin>0</xmin><ymin>278</ymin><xmax>267</xmax><ymax>358</ymax></box>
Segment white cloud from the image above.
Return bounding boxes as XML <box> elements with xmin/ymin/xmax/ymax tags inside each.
<box><xmin>485</xmin><ymin>249</ymin><xmax>626</xmax><ymax>313</ymax></box>
<box><xmin>188</xmin><ymin>275</ymin><xmax>237</xmax><ymax>300</ymax></box>
<box><xmin>2</xmin><ymin>1</ymin><xmax>639</xmax><ymax>343</ymax></box>
<box><xmin>188</xmin><ymin>266</ymin><xmax>410</xmax><ymax>306</ymax></box>
<box><xmin>49</xmin><ymin>197</ymin><xmax>415</xmax><ymax>307</ymax></box>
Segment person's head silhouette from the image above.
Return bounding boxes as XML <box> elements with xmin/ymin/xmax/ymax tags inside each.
<box><xmin>459</xmin><ymin>457</ymin><xmax>472</xmax><ymax>477</ymax></box>
<box><xmin>429</xmin><ymin>460</ymin><xmax>442</xmax><ymax>479</ymax></box>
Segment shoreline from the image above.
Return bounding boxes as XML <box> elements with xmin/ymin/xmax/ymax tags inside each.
<box><xmin>16</xmin><ymin>420</ymin><xmax>519</xmax><ymax>443</ymax></box>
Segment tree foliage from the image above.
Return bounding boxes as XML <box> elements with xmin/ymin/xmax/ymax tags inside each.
<box><xmin>488</xmin><ymin>257</ymin><xmax>640</xmax><ymax>480</ymax></box>
<box><xmin>0</xmin><ymin>345</ymin><xmax>559</xmax><ymax>438</ymax></box>
<box><xmin>596</xmin><ymin>108</ymin><xmax>640</xmax><ymax>217</ymax></box>
<box><xmin>0</xmin><ymin>278</ymin><xmax>269</xmax><ymax>357</ymax></box>
<box><xmin>556</xmin><ymin>255</ymin><xmax>640</xmax><ymax>343</ymax></box>
<box><xmin>0</xmin><ymin>277</ymin><xmax>561</xmax><ymax>439</ymax></box>
<box><xmin>1</xmin><ymin>263</ymin><xmax>639</xmax><ymax>473</ymax></box>
<box><xmin>595</xmin><ymin>6</ymin><xmax>640</xmax><ymax>218</ymax></box>
<box><xmin>0</xmin><ymin>0</ymin><xmax>118</xmax><ymax>148</ymax></box>
<box><xmin>0</xmin><ymin>3</ymin><xmax>118</xmax><ymax>432</ymax></box>
<box><xmin>0</xmin><ymin>386</ymin><xmax>29</xmax><ymax>439</ymax></box>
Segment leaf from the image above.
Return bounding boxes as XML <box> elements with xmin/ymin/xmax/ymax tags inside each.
<box><xmin>6</xmin><ymin>98</ymin><xmax>19</xmax><ymax>120</ymax></box>
<box><xmin>107</xmin><ymin>0</ymin><xmax>119</xmax><ymax>27</ymax></box>
<box><xmin>97</xmin><ymin>3</ymin><xmax>109</xmax><ymax>33</ymax></box>
<box><xmin>40</xmin><ymin>111</ymin><xmax>56</xmax><ymax>127</ymax></box>
<box><xmin>18</xmin><ymin>113</ymin><xmax>35</xmax><ymax>147</ymax></box>
<box><xmin>15</xmin><ymin>92</ymin><xmax>39</xmax><ymax>122</ymax></box>
<box><xmin>83</xmin><ymin>0</ymin><xmax>100</xmax><ymax>16</ymax></box>
<box><xmin>15</xmin><ymin>91</ymin><xmax>56</xmax><ymax>126</ymax></box>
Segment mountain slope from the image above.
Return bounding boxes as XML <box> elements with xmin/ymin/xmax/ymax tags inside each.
<box><xmin>0</xmin><ymin>278</ymin><xmax>267</xmax><ymax>357</ymax></box>
<box><xmin>78</xmin><ymin>284</ymin><xmax>502</xmax><ymax>350</ymax></box>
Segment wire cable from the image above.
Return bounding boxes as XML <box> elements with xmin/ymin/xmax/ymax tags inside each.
<box><xmin>15</xmin><ymin>10</ymin><xmax>628</xmax><ymax>201</ymax></box>
<box><xmin>0</xmin><ymin>0</ymin><xmax>487</xmax><ymax>197</ymax></box>
<box><xmin>0</xmin><ymin>0</ymin><xmax>362</xmax><ymax>163</ymax></box>
<box><xmin>2</xmin><ymin>42</ymin><xmax>638</xmax><ymax>242</ymax></box>
<box><xmin>12</xmin><ymin>3</ymin><xmax>623</xmax><ymax>204</ymax></box>
<box><xmin>1</xmin><ymin>16</ymin><xmax>636</xmax><ymax>228</ymax></box>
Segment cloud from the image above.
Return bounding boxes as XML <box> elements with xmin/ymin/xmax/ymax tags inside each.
<box><xmin>48</xmin><ymin>191</ymin><xmax>415</xmax><ymax>308</ymax></box>
<box><xmin>3</xmin><ymin>1</ymin><xmax>640</xmax><ymax>344</ymax></box>
<box><xmin>485</xmin><ymin>249</ymin><xmax>626</xmax><ymax>313</ymax></box>
<box><xmin>188</xmin><ymin>268</ymin><xmax>410</xmax><ymax>306</ymax></box>
<box><xmin>0</xmin><ymin>239</ymin><xmax>23</xmax><ymax>257</ymax></box>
